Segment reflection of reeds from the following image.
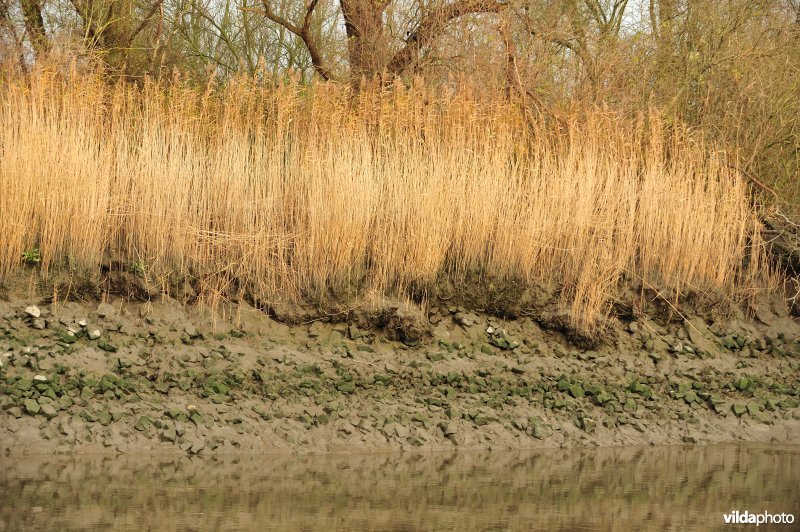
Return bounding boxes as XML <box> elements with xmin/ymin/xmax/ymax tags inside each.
<box><xmin>1</xmin><ymin>445</ymin><xmax>797</xmax><ymax>530</ymax></box>
<box><xmin>0</xmin><ymin>66</ymin><xmax>766</xmax><ymax>329</ymax></box>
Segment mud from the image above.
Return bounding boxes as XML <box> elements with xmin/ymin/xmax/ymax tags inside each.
<box><xmin>1</xmin><ymin>293</ymin><xmax>799</xmax><ymax>456</ymax></box>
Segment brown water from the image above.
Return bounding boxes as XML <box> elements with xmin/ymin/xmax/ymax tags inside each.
<box><xmin>0</xmin><ymin>444</ymin><xmax>798</xmax><ymax>531</ymax></box>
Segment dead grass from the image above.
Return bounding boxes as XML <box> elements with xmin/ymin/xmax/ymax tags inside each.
<box><xmin>0</xmin><ymin>65</ymin><xmax>768</xmax><ymax>330</ymax></box>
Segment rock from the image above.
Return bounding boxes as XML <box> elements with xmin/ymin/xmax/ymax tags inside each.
<box><xmin>411</xmin><ymin>413</ymin><xmax>430</xmax><ymax>428</ymax></box>
<box><xmin>31</xmin><ymin>318</ymin><xmax>46</xmax><ymax>330</ymax></box>
<box><xmin>336</xmin><ymin>382</ymin><xmax>356</xmax><ymax>394</ymax></box>
<box><xmin>88</xmin><ymin>329</ymin><xmax>102</xmax><ymax>340</ymax></box>
<box><xmin>134</xmin><ymin>415</ymin><xmax>152</xmax><ymax>431</ymax></box>
<box><xmin>735</xmin><ymin>377</ymin><xmax>752</xmax><ymax>392</ymax></box>
<box><xmin>731</xmin><ymin>404</ymin><xmax>747</xmax><ymax>417</ymax></box>
<box><xmin>23</xmin><ymin>398</ymin><xmax>41</xmax><ymax>415</ymax></box>
<box><xmin>15</xmin><ymin>378</ymin><xmax>33</xmax><ymax>391</ymax></box>
<box><xmin>184</xmin><ymin>324</ymin><xmax>199</xmax><ymax>338</ymax></box>
<box><xmin>533</xmin><ymin>424</ymin><xmax>553</xmax><ymax>439</ymax></box>
<box><xmin>685</xmin><ymin>318</ymin><xmax>714</xmax><ymax>354</ymax></box>
<box><xmin>97</xmin><ymin>411</ymin><xmax>112</xmax><ymax>426</ymax></box>
<box><xmin>754</xmin><ymin>305</ymin><xmax>774</xmax><ymax>325</ymax></box>
<box><xmin>97</xmin><ymin>341</ymin><xmax>118</xmax><ymax>353</ymax></box>
<box><xmin>348</xmin><ymin>324</ymin><xmax>363</xmax><ymax>340</ymax></box>
<box><xmin>780</xmin><ymin>398</ymin><xmax>799</xmax><ymax>409</ymax></box>
<box><xmin>438</xmin><ymin>421</ymin><xmax>457</xmax><ymax>436</ymax></box>
<box><xmin>307</xmin><ymin>321</ymin><xmax>325</xmax><ymax>338</ymax></box>
<box><xmin>25</xmin><ymin>306</ymin><xmax>41</xmax><ymax>318</ymax></box>
<box><xmin>568</xmin><ymin>384</ymin><xmax>585</xmax><ymax>398</ymax></box>
<box><xmin>40</xmin><ymin>404</ymin><xmax>58</xmax><ymax>419</ymax></box>
<box><xmin>33</xmin><ymin>374</ymin><xmax>48</xmax><ymax>383</ymax></box>
<box><xmin>60</xmin><ymin>331</ymin><xmax>77</xmax><ymax>344</ymax></box>
<box><xmin>161</xmin><ymin>428</ymin><xmax>177</xmax><ymax>443</ymax></box>
<box><xmin>473</xmin><ymin>415</ymin><xmax>490</xmax><ymax>426</ymax></box>
<box><xmin>80</xmin><ymin>410</ymin><xmax>98</xmax><ymax>423</ymax></box>
<box><xmin>190</xmin><ymin>441</ymin><xmax>205</xmax><ymax>454</ymax></box>
<box><xmin>594</xmin><ymin>392</ymin><xmax>613</xmax><ymax>405</ymax></box>
<box><xmin>579</xmin><ymin>416</ymin><xmax>596</xmax><ymax>432</ymax></box>
<box><xmin>489</xmin><ymin>336</ymin><xmax>510</xmax><ymax>349</ymax></box>
<box><xmin>96</xmin><ymin>302</ymin><xmax>116</xmax><ymax>318</ymax></box>
<box><xmin>454</xmin><ymin>313</ymin><xmax>473</xmax><ymax>327</ymax></box>
<box><xmin>746</xmin><ymin>402</ymin><xmax>760</xmax><ymax>416</ymax></box>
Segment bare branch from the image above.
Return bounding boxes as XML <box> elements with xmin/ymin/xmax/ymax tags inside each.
<box><xmin>387</xmin><ymin>0</ymin><xmax>509</xmax><ymax>74</ymax></box>
<box><xmin>124</xmin><ymin>0</ymin><xmax>164</xmax><ymax>48</ymax></box>
<box><xmin>303</xmin><ymin>0</ymin><xmax>320</xmax><ymax>31</ymax></box>
<box><xmin>247</xmin><ymin>1</ymin><xmax>334</xmax><ymax>80</ymax></box>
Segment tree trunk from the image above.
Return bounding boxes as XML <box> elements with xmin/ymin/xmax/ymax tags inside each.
<box><xmin>340</xmin><ymin>0</ymin><xmax>388</xmax><ymax>81</ymax></box>
<box><xmin>20</xmin><ymin>0</ymin><xmax>48</xmax><ymax>57</ymax></box>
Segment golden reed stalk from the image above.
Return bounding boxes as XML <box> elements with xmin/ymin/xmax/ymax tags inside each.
<box><xmin>0</xmin><ymin>65</ymin><xmax>767</xmax><ymax>330</ymax></box>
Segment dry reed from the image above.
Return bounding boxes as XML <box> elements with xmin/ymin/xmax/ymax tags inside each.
<box><xmin>0</xmin><ymin>65</ymin><xmax>767</xmax><ymax>330</ymax></box>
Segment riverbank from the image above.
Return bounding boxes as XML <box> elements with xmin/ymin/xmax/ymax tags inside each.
<box><xmin>1</xmin><ymin>296</ymin><xmax>799</xmax><ymax>456</ymax></box>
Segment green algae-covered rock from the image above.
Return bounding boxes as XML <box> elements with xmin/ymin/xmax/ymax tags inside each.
<box><xmin>23</xmin><ymin>398</ymin><xmax>40</xmax><ymax>415</ymax></box>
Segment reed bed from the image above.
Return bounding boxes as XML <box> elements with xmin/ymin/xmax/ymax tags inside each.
<box><xmin>0</xmin><ymin>66</ymin><xmax>766</xmax><ymax>329</ymax></box>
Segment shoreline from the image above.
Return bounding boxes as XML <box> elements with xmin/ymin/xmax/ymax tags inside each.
<box><xmin>2</xmin><ymin>296</ymin><xmax>799</xmax><ymax>456</ymax></box>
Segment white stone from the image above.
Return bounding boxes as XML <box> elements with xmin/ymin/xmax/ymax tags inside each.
<box><xmin>24</xmin><ymin>305</ymin><xmax>41</xmax><ymax>318</ymax></box>
<box><xmin>88</xmin><ymin>329</ymin><xmax>102</xmax><ymax>340</ymax></box>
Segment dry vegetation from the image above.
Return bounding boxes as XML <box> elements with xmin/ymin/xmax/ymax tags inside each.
<box><xmin>0</xmin><ymin>65</ymin><xmax>767</xmax><ymax>330</ymax></box>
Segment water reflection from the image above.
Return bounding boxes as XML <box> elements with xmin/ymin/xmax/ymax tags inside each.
<box><xmin>1</xmin><ymin>444</ymin><xmax>797</xmax><ymax>531</ymax></box>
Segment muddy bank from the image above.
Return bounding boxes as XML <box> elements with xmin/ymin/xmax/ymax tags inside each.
<box><xmin>1</xmin><ymin>296</ymin><xmax>799</xmax><ymax>455</ymax></box>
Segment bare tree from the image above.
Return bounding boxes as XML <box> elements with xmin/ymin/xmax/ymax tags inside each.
<box><xmin>258</xmin><ymin>0</ymin><xmax>510</xmax><ymax>82</ymax></box>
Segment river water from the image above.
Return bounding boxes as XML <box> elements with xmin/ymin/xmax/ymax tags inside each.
<box><xmin>1</xmin><ymin>443</ymin><xmax>797</xmax><ymax>531</ymax></box>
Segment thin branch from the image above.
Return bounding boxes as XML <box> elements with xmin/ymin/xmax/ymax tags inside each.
<box><xmin>244</xmin><ymin>2</ymin><xmax>333</xmax><ymax>80</ymax></box>
<box><xmin>124</xmin><ymin>0</ymin><xmax>164</xmax><ymax>48</ymax></box>
<box><xmin>303</xmin><ymin>0</ymin><xmax>320</xmax><ymax>31</ymax></box>
<box><xmin>387</xmin><ymin>0</ymin><xmax>508</xmax><ymax>74</ymax></box>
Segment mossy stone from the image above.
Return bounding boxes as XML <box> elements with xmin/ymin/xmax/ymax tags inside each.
<box><xmin>568</xmin><ymin>384</ymin><xmax>585</xmax><ymax>398</ymax></box>
<box><xmin>23</xmin><ymin>398</ymin><xmax>40</xmax><ymax>415</ymax></box>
